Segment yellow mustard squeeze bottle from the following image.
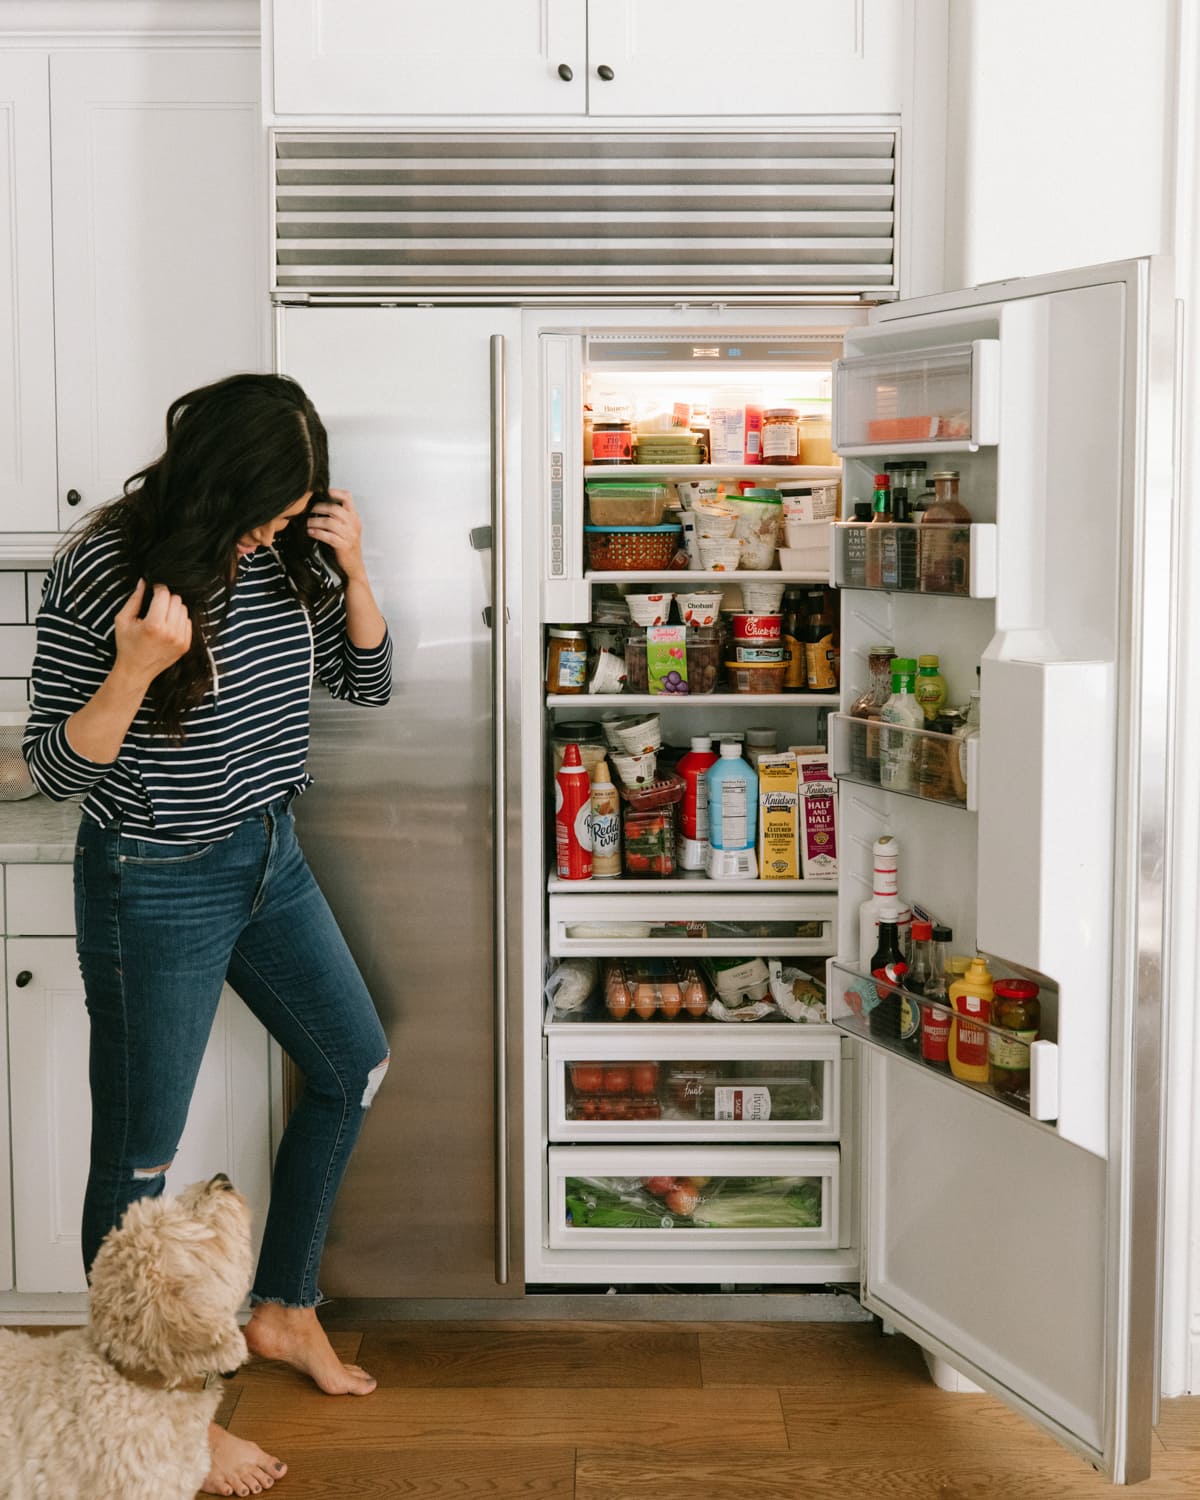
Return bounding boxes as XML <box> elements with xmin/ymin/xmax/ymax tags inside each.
<box><xmin>948</xmin><ymin>955</ymin><xmax>994</xmax><ymax>1084</ymax></box>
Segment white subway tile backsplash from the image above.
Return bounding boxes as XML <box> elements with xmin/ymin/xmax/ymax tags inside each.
<box><xmin>0</xmin><ymin>573</ymin><xmax>26</xmax><ymax>625</ymax></box>
<box><xmin>0</xmin><ymin>628</ymin><xmax>36</xmax><ymax>678</ymax></box>
<box><xmin>25</xmin><ymin>571</ymin><xmax>48</xmax><ymax>620</ymax></box>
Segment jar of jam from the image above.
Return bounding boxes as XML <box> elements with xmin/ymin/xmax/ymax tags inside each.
<box><xmin>761</xmin><ymin>407</ymin><xmax>800</xmax><ymax>464</ymax></box>
<box><xmin>591</xmin><ymin>420</ymin><xmax>633</xmax><ymax>465</ymax></box>
<box><xmin>989</xmin><ymin>979</ymin><xmax>1040</xmax><ymax>1094</ymax></box>
<box><xmin>545</xmin><ymin>627</ymin><xmax>588</xmax><ymax>695</ymax></box>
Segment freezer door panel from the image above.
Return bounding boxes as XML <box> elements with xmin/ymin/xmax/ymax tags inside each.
<box><xmin>277</xmin><ymin>306</ymin><xmax>523</xmax><ymax>1297</ymax></box>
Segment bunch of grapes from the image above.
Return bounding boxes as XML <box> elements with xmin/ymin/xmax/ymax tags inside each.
<box><xmin>659</xmin><ymin>670</ymin><xmax>690</xmax><ymax>694</ymax></box>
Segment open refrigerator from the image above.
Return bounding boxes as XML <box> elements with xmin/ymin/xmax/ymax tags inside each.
<box><xmin>522</xmin><ymin>257</ymin><xmax>1173</xmax><ymax>1483</ymax></box>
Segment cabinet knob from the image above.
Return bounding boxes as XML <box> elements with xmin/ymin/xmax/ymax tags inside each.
<box><xmin>557</xmin><ymin>63</ymin><xmax>574</xmax><ymax>81</ymax></box>
<box><xmin>66</xmin><ymin>489</ymin><xmax>82</xmax><ymax>507</ymax></box>
<box><xmin>596</xmin><ymin>64</ymin><xmax>615</xmax><ymax>81</ymax></box>
<box><xmin>14</xmin><ymin>971</ymin><xmax>32</xmax><ymax>988</ymax></box>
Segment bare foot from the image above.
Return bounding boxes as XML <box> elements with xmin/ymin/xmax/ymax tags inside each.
<box><xmin>244</xmin><ymin>1302</ymin><xmax>377</xmax><ymax>1395</ymax></box>
<box><xmin>202</xmin><ymin>1424</ymin><xmax>287</xmax><ymax>1496</ymax></box>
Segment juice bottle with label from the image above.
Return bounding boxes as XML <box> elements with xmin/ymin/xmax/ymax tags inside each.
<box><xmin>948</xmin><ymin>955</ymin><xmax>994</xmax><ymax>1083</ymax></box>
<box><xmin>677</xmin><ymin>736</ymin><xmax>719</xmax><ymax>870</ymax></box>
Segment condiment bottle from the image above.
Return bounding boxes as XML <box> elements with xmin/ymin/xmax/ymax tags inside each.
<box><xmin>780</xmin><ymin>587</ymin><xmax>808</xmax><ymax>692</ymax></box>
<box><xmin>948</xmin><ymin>955</ymin><xmax>994</xmax><ymax>1083</ymax></box>
<box><xmin>589</xmin><ymin>760</ymin><xmax>622</xmax><ymax>878</ymax></box>
<box><xmin>865</xmin><ymin>473</ymin><xmax>894</xmax><ymax>589</ymax></box>
<box><xmin>919</xmin><ymin>922</ymin><xmax>952</xmax><ymax>1071</ymax></box>
<box><xmin>867</xmin><ymin>903</ymin><xmax>915</xmax><ymax>1044</ymax></box>
<box><xmin>849</xmin><ymin>645</ymin><xmax>894</xmax><ymax>778</ymax></box>
<box><xmin>555</xmin><ymin>743</ymin><xmax>593</xmax><ymax>881</ymax></box>
<box><xmin>900</xmin><ymin>919</ymin><xmax>932</xmax><ymax>1056</ymax></box>
<box><xmin>803</xmin><ymin>589</ymin><xmax>838</xmax><ymax>693</ymax></box>
<box><xmin>919</xmin><ymin>469</ymin><xmax>971</xmax><ymax>594</ymax></box>
<box><xmin>842</xmin><ymin>501</ymin><xmax>873</xmax><ymax>587</ymax></box>
<box><xmin>879</xmin><ymin>658</ymin><xmax>924</xmax><ymax>793</ymax></box>
<box><xmin>990</xmin><ymin>979</ymin><xmax>1040</xmax><ymax>1093</ymax></box>
<box><xmin>761</xmin><ymin>406</ymin><xmax>800</xmax><ymax>464</ymax></box>
<box><xmin>677</xmin><ymin>735</ymin><xmax>719</xmax><ymax>870</ymax></box>
<box><xmin>914</xmin><ymin>654</ymin><xmax>947</xmax><ymax>721</ymax></box>
<box><xmin>857</xmin><ymin>834</ymin><xmax>913</xmax><ymax>967</ymax></box>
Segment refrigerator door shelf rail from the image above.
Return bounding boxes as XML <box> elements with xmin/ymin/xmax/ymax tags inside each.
<box><xmin>827</xmin><ymin>960</ymin><xmax>1058</xmax><ymax>1131</ymax></box>
<box><xmin>582</xmin><ymin>463</ymin><xmax>843</xmax><ymax>482</ymax></box>
<box><xmin>828</xmin><ymin>712</ymin><xmax>978</xmax><ymax>812</ymax></box>
<box><xmin>831</xmin><ymin>521</ymin><xmax>998</xmax><ymax>598</ymax></box>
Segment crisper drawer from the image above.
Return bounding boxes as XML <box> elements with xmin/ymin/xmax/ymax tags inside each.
<box><xmin>547</xmin><ymin>1030</ymin><xmax>841</xmax><ymax>1142</ymax></box>
<box><xmin>549</xmin><ymin>1145</ymin><xmax>838</xmax><ymax>1250</ymax></box>
<box><xmin>833</xmin><ymin>339</ymin><xmax>999</xmax><ymax>453</ymax></box>
<box><xmin>548</xmin><ymin>894</ymin><xmax>837</xmax><ymax>957</ymax></box>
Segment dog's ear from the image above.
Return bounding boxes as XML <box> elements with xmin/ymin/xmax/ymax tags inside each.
<box><xmin>161</xmin><ymin>1221</ymin><xmax>218</xmax><ymax>1244</ymax></box>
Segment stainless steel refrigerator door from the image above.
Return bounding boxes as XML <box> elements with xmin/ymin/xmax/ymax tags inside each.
<box><xmin>276</xmin><ymin>306</ymin><xmax>524</xmax><ymax>1297</ymax></box>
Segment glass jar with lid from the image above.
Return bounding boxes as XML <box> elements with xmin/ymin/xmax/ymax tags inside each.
<box><xmin>545</xmin><ymin>627</ymin><xmax>589</xmax><ymax>695</ymax></box>
<box><xmin>918</xmin><ymin>469</ymin><xmax>972</xmax><ymax>595</ymax></box>
<box><xmin>761</xmin><ymin>407</ymin><xmax>800</xmax><ymax>464</ymax></box>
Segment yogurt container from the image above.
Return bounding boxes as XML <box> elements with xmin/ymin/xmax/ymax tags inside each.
<box><xmin>740</xmin><ymin>580</ymin><xmax>786</xmax><ymax>613</ymax></box>
<box><xmin>678</xmin><ymin>591</ymin><xmax>725</xmax><ymax>627</ymax></box>
<box><xmin>625</xmin><ymin>592</ymin><xmax>674</xmax><ymax>627</ymax></box>
<box><xmin>611</xmin><ymin>714</ymin><xmax>663</xmax><ymax>756</ymax></box>
<box><xmin>698</xmin><ymin>536</ymin><xmax>743</xmax><ymax>572</ymax></box>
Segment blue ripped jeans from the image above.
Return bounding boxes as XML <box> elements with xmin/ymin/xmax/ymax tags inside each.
<box><xmin>74</xmin><ymin>795</ymin><xmax>389</xmax><ymax>1307</ymax></box>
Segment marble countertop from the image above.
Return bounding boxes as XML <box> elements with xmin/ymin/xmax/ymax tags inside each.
<box><xmin>0</xmin><ymin>795</ymin><xmax>81</xmax><ymax>863</ymax></box>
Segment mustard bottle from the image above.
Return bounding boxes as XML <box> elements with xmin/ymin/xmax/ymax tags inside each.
<box><xmin>948</xmin><ymin>955</ymin><xmax>994</xmax><ymax>1084</ymax></box>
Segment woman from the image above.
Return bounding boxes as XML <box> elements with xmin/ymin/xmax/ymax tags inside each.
<box><xmin>23</xmin><ymin>373</ymin><xmax>393</xmax><ymax>1497</ymax></box>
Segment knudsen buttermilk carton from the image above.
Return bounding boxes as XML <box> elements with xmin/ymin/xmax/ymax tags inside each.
<box><xmin>757</xmin><ymin>753</ymin><xmax>800</xmax><ymax>880</ymax></box>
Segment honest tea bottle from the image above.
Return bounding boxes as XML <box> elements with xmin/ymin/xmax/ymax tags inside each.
<box><xmin>705</xmin><ymin>741</ymin><xmax>759</xmax><ymax>880</ymax></box>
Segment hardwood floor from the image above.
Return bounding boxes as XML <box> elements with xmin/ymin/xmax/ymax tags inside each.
<box><xmin>200</xmin><ymin>1320</ymin><xmax>1200</xmax><ymax>1497</ymax></box>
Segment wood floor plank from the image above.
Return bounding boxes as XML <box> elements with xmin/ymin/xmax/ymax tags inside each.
<box><xmin>229</xmin><ymin>1384</ymin><xmax>787</xmax><ymax>1452</ymax></box>
<box><xmin>356</xmin><ymin>1325</ymin><xmax>702</xmax><ymax>1389</ymax></box>
<box><xmin>245</xmin><ymin>1445</ymin><xmax>577</xmax><ymax>1498</ymax></box>
<box><xmin>1149</xmin><ymin>1396</ymin><xmax>1200</xmax><ymax>1451</ymax></box>
<box><xmin>700</xmin><ymin>1324</ymin><xmax>927</xmax><ymax>1386</ymax></box>
<box><xmin>574</xmin><ymin>1446</ymin><xmax>1198</xmax><ymax>1498</ymax></box>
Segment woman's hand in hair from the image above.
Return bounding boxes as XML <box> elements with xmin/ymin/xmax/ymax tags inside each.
<box><xmin>113</xmin><ymin>581</ymin><xmax>194</xmax><ymax>688</ymax></box>
<box><xmin>307</xmin><ymin>489</ymin><xmax>367</xmax><ymax>582</ymax></box>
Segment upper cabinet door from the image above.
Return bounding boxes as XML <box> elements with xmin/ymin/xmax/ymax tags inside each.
<box><xmin>0</xmin><ymin>55</ymin><xmax>57</xmax><ymax>533</ymax></box>
<box><xmin>49</xmin><ymin>50</ymin><xmax>267</xmax><ymax>524</ymax></box>
<box><xmin>271</xmin><ymin>0</ymin><xmax>588</xmax><ymax>116</ymax></box>
<box><xmin>586</xmin><ymin>0</ymin><xmax>906</xmax><ymax>116</ymax></box>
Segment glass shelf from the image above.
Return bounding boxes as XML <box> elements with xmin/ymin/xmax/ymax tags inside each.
<box><xmin>832</xmin><ymin>521</ymin><xmax>997</xmax><ymax>597</ymax></box>
<box><xmin>828</xmin><ymin>961</ymin><xmax>1049</xmax><ymax>1124</ymax></box>
<box><xmin>546</xmin><ymin>693</ymin><xmax>840</xmax><ymax>707</ymax></box>
<box><xmin>829</xmin><ymin>712</ymin><xmax>978</xmax><ymax>811</ymax></box>
<box><xmin>583</xmin><ymin>464</ymin><xmax>841</xmax><ymax>481</ymax></box>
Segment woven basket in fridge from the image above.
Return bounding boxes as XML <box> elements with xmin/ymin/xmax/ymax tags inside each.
<box><xmin>0</xmin><ymin>710</ymin><xmax>37</xmax><ymax>800</ymax></box>
<box><xmin>585</xmin><ymin>524</ymin><xmax>681</xmax><ymax>572</ymax></box>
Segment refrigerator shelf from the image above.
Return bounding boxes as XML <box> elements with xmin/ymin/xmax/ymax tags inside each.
<box><xmin>583</xmin><ymin>464</ymin><xmax>841</xmax><ymax>482</ymax></box>
<box><xmin>827</xmin><ymin>960</ymin><xmax>1056</xmax><ymax>1130</ymax></box>
<box><xmin>548</xmin><ymin>875</ymin><xmax>838</xmax><ymax>894</ymax></box>
<box><xmin>585</xmin><ymin>570</ymin><xmax>830</xmax><ymax>584</ymax></box>
<box><xmin>549</xmin><ymin>892</ymin><xmax>837</xmax><ymax>958</ymax></box>
<box><xmin>546</xmin><ymin>693</ymin><xmax>840</xmax><ymax>708</ymax></box>
<box><xmin>829</xmin><ymin>712</ymin><xmax>979</xmax><ymax>812</ymax></box>
<box><xmin>544</xmin><ymin>1015</ymin><xmax>840</xmax><ymax>1036</ymax></box>
<box><xmin>831</xmin><ymin>521</ymin><xmax>998</xmax><ymax>597</ymax></box>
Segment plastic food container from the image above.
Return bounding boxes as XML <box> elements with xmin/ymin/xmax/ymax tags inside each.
<box><xmin>586</xmin><ymin>482</ymin><xmax>670</xmax><ymax>527</ymax></box>
<box><xmin>698</xmin><ymin>537</ymin><xmax>742</xmax><ymax>573</ymax></box>
<box><xmin>635</xmin><ymin>434</ymin><xmax>703</xmax><ymax>465</ymax></box>
<box><xmin>621</xmin><ymin>806</ymin><xmax>677</xmax><ymax>879</ymax></box>
<box><xmin>692</xmin><ymin>503</ymin><xmax>738</xmax><ymax>538</ymax></box>
<box><xmin>731</xmin><ymin>491</ymin><xmax>782</xmax><ymax>570</ymax></box>
<box><xmin>784</xmin><ymin>517</ymin><xmax>833</xmax><ymax>568</ymax></box>
<box><xmin>731</xmin><ymin>612</ymin><xmax>782</xmax><ymax>643</ymax></box>
<box><xmin>552</xmin><ymin>723</ymin><xmax>608</xmax><ymax>777</ymax></box>
<box><xmin>567</xmin><ymin>1060</ymin><xmax>663</xmax><ymax>1119</ymax></box>
<box><xmin>678</xmin><ymin>591</ymin><xmax>724</xmax><ymax>627</ymax></box>
<box><xmin>586</xmin><ymin>524</ymin><xmax>682</xmax><ymax>571</ymax></box>
<box><xmin>604</xmin><ymin>959</ymin><xmax>710</xmax><ymax>1020</ymax></box>
<box><xmin>611</xmin><ymin>750</ymin><xmax>658</xmax><ymax>786</ymax></box>
<box><xmin>0</xmin><ymin>711</ymin><xmax>37</xmax><ymax>801</ymax></box>
<box><xmin>740</xmin><ymin>581</ymin><xmax>786</xmax><ymax>613</ymax></box>
<box><xmin>625</xmin><ymin>626</ymin><xmax>721</xmax><ymax>694</ymax></box>
<box><xmin>625</xmin><ymin>592</ymin><xmax>674</xmax><ymax>627</ymax></box>
<box><xmin>610</xmin><ymin>714</ymin><xmax>662</xmax><ymax>756</ymax></box>
<box><xmin>617</xmin><ymin>770</ymin><xmax>687</xmax><ymax>812</ymax></box>
<box><xmin>725</xmin><ymin>660</ymin><xmax>788</xmax><ymax>694</ymax></box>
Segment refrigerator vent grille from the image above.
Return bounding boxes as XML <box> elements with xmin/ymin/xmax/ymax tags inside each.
<box><xmin>272</xmin><ymin>132</ymin><xmax>896</xmax><ymax>303</ymax></box>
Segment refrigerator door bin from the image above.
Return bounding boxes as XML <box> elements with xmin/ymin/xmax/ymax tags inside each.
<box><xmin>833</xmin><ymin>340</ymin><xmax>1000</xmax><ymax>453</ymax></box>
<box><xmin>548</xmin><ymin>1030</ymin><xmax>841</xmax><ymax>1142</ymax></box>
<box><xmin>548</xmin><ymin>1144</ymin><xmax>839</xmax><ymax>1250</ymax></box>
<box><xmin>832</xmin><ymin>521</ymin><xmax>997</xmax><ymax>597</ymax></box>
<box><xmin>828</xmin><ymin>961</ymin><xmax>1054</xmax><ymax>1127</ymax></box>
<box><xmin>829</xmin><ymin>712</ymin><xmax>979</xmax><ymax>811</ymax></box>
<box><xmin>548</xmin><ymin>893</ymin><xmax>837</xmax><ymax>957</ymax></box>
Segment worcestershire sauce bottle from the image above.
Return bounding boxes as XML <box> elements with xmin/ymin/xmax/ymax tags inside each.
<box><xmin>868</xmin><ymin>902</ymin><xmax>917</xmax><ymax>1048</ymax></box>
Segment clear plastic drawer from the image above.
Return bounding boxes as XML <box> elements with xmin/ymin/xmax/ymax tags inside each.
<box><xmin>548</xmin><ymin>1144</ymin><xmax>839</xmax><ymax>1249</ymax></box>
<box><xmin>833</xmin><ymin>340</ymin><xmax>999</xmax><ymax>454</ymax></box>
<box><xmin>547</xmin><ymin>1031</ymin><xmax>841</xmax><ymax>1142</ymax></box>
<box><xmin>548</xmin><ymin>893</ymin><xmax>837</xmax><ymax>957</ymax></box>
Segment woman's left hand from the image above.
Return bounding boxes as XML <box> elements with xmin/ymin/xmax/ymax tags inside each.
<box><xmin>307</xmin><ymin>488</ymin><xmax>366</xmax><ymax>581</ymax></box>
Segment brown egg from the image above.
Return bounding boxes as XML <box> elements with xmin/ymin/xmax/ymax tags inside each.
<box><xmin>683</xmin><ymin>981</ymin><xmax>709</xmax><ymax>1017</ymax></box>
<box><xmin>607</xmin><ymin>987</ymin><xmax>632</xmax><ymax>1020</ymax></box>
<box><xmin>659</xmin><ymin>982</ymin><xmax>682</xmax><ymax>1019</ymax></box>
<box><xmin>633</xmin><ymin>983</ymin><xmax>658</xmax><ymax>1020</ymax></box>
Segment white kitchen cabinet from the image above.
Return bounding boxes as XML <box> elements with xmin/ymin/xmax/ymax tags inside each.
<box><xmin>268</xmin><ymin>0</ymin><xmax>906</xmax><ymax>119</ymax></box>
<box><xmin>49</xmin><ymin>49</ymin><xmax>266</xmax><ymax>527</ymax></box>
<box><xmin>4</xmin><ymin>864</ymin><xmax>272</xmax><ymax>1295</ymax></box>
<box><xmin>0</xmin><ymin>54</ymin><xmax>58</xmax><ymax>534</ymax></box>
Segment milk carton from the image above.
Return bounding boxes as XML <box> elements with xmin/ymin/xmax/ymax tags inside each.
<box><xmin>757</xmin><ymin>752</ymin><xmax>800</xmax><ymax>881</ymax></box>
<box><xmin>791</xmin><ymin>750</ymin><xmax>837</xmax><ymax>881</ymax></box>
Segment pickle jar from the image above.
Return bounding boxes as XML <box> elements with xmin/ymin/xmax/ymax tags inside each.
<box><xmin>989</xmin><ymin>980</ymin><xmax>1040</xmax><ymax>1095</ymax></box>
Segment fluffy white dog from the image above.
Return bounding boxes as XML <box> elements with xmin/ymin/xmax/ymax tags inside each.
<box><xmin>0</xmin><ymin>1173</ymin><xmax>253</xmax><ymax>1500</ymax></box>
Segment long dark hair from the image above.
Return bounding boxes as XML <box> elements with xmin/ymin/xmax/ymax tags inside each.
<box><xmin>66</xmin><ymin>373</ymin><xmax>343</xmax><ymax>739</ymax></box>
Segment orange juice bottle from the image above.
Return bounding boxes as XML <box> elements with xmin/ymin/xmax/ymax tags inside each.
<box><xmin>948</xmin><ymin>956</ymin><xmax>994</xmax><ymax>1083</ymax></box>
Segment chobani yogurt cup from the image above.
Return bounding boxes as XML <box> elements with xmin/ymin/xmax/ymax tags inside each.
<box><xmin>678</xmin><ymin>591</ymin><xmax>724</xmax><ymax>627</ymax></box>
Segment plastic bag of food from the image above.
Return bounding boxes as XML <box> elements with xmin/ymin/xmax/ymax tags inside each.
<box><xmin>768</xmin><ymin>959</ymin><xmax>827</xmax><ymax>1023</ymax></box>
<box><xmin>545</xmin><ymin>958</ymin><xmax>599</xmax><ymax>1018</ymax></box>
<box><xmin>709</xmin><ymin>996</ymin><xmax>778</xmax><ymax>1023</ymax></box>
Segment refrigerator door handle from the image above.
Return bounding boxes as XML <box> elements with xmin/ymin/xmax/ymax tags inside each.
<box><xmin>488</xmin><ymin>332</ymin><xmax>510</xmax><ymax>1286</ymax></box>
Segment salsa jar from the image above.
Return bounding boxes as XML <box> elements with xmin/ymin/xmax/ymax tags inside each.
<box><xmin>761</xmin><ymin>407</ymin><xmax>800</xmax><ymax>464</ymax></box>
<box><xmin>989</xmin><ymin>979</ymin><xmax>1040</xmax><ymax>1094</ymax></box>
<box><xmin>545</xmin><ymin>626</ymin><xmax>589</xmax><ymax>695</ymax></box>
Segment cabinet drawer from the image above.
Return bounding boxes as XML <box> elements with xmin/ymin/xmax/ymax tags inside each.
<box><xmin>548</xmin><ymin>894</ymin><xmax>836</xmax><ymax>958</ymax></box>
<box><xmin>548</xmin><ymin>1144</ymin><xmax>839</xmax><ymax>1251</ymax></box>
<box><xmin>547</xmin><ymin>1030</ymin><xmax>841</xmax><ymax>1143</ymax></box>
<box><xmin>7</xmin><ymin>864</ymin><xmax>74</xmax><ymax>935</ymax></box>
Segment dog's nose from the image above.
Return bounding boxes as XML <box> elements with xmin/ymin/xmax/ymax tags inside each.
<box><xmin>208</xmin><ymin>1173</ymin><xmax>233</xmax><ymax>1191</ymax></box>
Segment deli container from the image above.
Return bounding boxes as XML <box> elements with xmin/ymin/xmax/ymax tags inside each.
<box><xmin>725</xmin><ymin>660</ymin><xmax>788</xmax><ymax>694</ymax></box>
<box><xmin>586</xmin><ymin>482</ymin><xmax>670</xmax><ymax>527</ymax></box>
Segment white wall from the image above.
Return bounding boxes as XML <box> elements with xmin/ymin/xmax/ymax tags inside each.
<box><xmin>944</xmin><ymin>1</ymin><xmax>1175</xmax><ymax>288</ymax></box>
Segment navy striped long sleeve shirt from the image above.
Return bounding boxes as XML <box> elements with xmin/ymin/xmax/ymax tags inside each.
<box><xmin>22</xmin><ymin>529</ymin><xmax>392</xmax><ymax>842</ymax></box>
